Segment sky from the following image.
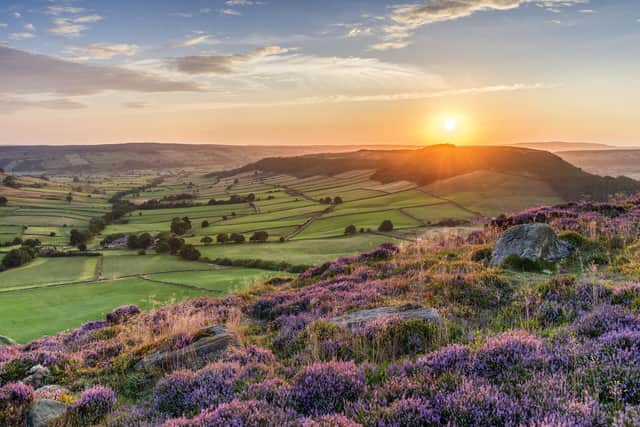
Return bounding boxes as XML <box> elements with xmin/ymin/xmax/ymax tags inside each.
<box><xmin>0</xmin><ymin>0</ymin><xmax>639</xmax><ymax>146</ymax></box>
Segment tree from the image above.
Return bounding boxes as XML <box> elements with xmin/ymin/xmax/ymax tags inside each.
<box><xmin>179</xmin><ymin>244</ymin><xmax>201</xmax><ymax>261</ymax></box>
<box><xmin>127</xmin><ymin>235</ymin><xmax>139</xmax><ymax>250</ymax></box>
<box><xmin>66</xmin><ymin>193</ymin><xmax>73</xmax><ymax>203</ymax></box>
<box><xmin>344</xmin><ymin>224</ymin><xmax>357</xmax><ymax>235</ymax></box>
<box><xmin>2</xmin><ymin>175</ymin><xmax>18</xmax><ymax>188</ymax></box>
<box><xmin>168</xmin><ymin>237</ymin><xmax>185</xmax><ymax>254</ymax></box>
<box><xmin>247</xmin><ymin>193</ymin><xmax>256</xmax><ymax>202</ymax></box>
<box><xmin>333</xmin><ymin>196</ymin><xmax>343</xmax><ymax>204</ymax></box>
<box><xmin>88</xmin><ymin>217</ymin><xmax>106</xmax><ymax>234</ymax></box>
<box><xmin>216</xmin><ymin>233</ymin><xmax>229</xmax><ymax>244</ymax></box>
<box><xmin>0</xmin><ymin>196</ymin><xmax>7</xmax><ymax>206</ymax></box>
<box><xmin>201</xmin><ymin>220</ymin><xmax>210</xmax><ymax>228</ymax></box>
<box><xmin>2</xmin><ymin>247</ymin><xmax>35</xmax><ymax>269</ymax></box>
<box><xmin>171</xmin><ymin>217</ymin><xmax>192</xmax><ymax>235</ymax></box>
<box><xmin>137</xmin><ymin>233</ymin><xmax>153</xmax><ymax>249</ymax></box>
<box><xmin>230</xmin><ymin>233</ymin><xmax>245</xmax><ymax>244</ymax></box>
<box><xmin>70</xmin><ymin>229</ymin><xmax>90</xmax><ymax>247</ymax></box>
<box><xmin>201</xmin><ymin>236</ymin><xmax>213</xmax><ymax>245</ymax></box>
<box><xmin>378</xmin><ymin>220</ymin><xmax>394</xmax><ymax>232</ymax></box>
<box><xmin>249</xmin><ymin>231</ymin><xmax>269</xmax><ymax>243</ymax></box>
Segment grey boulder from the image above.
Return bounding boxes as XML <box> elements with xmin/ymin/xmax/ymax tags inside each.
<box><xmin>0</xmin><ymin>335</ymin><xmax>16</xmax><ymax>346</ymax></box>
<box><xmin>22</xmin><ymin>365</ymin><xmax>51</xmax><ymax>389</ymax></box>
<box><xmin>26</xmin><ymin>399</ymin><xmax>69</xmax><ymax>427</ymax></box>
<box><xmin>330</xmin><ymin>306</ymin><xmax>440</xmax><ymax>328</ymax></box>
<box><xmin>136</xmin><ymin>325</ymin><xmax>239</xmax><ymax>371</ymax></box>
<box><xmin>491</xmin><ymin>223</ymin><xmax>574</xmax><ymax>266</ymax></box>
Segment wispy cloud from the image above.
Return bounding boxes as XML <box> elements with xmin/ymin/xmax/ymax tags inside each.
<box><xmin>0</xmin><ymin>23</ymin><xmax>7</xmax><ymax>28</ymax></box>
<box><xmin>176</xmin><ymin>34</ymin><xmax>217</xmax><ymax>47</ymax></box>
<box><xmin>47</xmin><ymin>5</ymin><xmax>103</xmax><ymax>38</ymax></box>
<box><xmin>23</xmin><ymin>23</ymin><xmax>35</xmax><ymax>31</ymax></box>
<box><xmin>371</xmin><ymin>0</ymin><xmax>589</xmax><ymax>50</ymax></box>
<box><xmin>0</xmin><ymin>96</ymin><xmax>85</xmax><ymax>114</ymax></box>
<box><xmin>65</xmin><ymin>43</ymin><xmax>139</xmax><ymax>61</ymax></box>
<box><xmin>222</xmin><ymin>9</ymin><xmax>242</xmax><ymax>16</ymax></box>
<box><xmin>9</xmin><ymin>32</ymin><xmax>35</xmax><ymax>41</ymax></box>
<box><xmin>0</xmin><ymin>46</ymin><xmax>200</xmax><ymax>96</ymax></box>
<box><xmin>168</xmin><ymin>46</ymin><xmax>290</xmax><ymax>74</ymax></box>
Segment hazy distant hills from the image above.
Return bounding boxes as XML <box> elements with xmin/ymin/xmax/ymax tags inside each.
<box><xmin>0</xmin><ymin>143</ymin><xmax>417</xmax><ymax>174</ymax></box>
<box><xmin>219</xmin><ymin>144</ymin><xmax>640</xmax><ymax>201</ymax></box>
<box><xmin>512</xmin><ymin>142</ymin><xmax>617</xmax><ymax>152</ymax></box>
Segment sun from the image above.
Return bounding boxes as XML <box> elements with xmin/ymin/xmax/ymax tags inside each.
<box><xmin>443</xmin><ymin>118</ymin><xmax>458</xmax><ymax>132</ymax></box>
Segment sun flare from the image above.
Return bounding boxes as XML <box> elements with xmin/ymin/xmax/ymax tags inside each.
<box><xmin>444</xmin><ymin>118</ymin><xmax>458</xmax><ymax>132</ymax></box>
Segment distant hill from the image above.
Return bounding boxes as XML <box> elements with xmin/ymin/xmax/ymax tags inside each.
<box><xmin>512</xmin><ymin>142</ymin><xmax>616</xmax><ymax>152</ymax></box>
<box><xmin>216</xmin><ymin>144</ymin><xmax>640</xmax><ymax>201</ymax></box>
<box><xmin>557</xmin><ymin>150</ymin><xmax>640</xmax><ymax>180</ymax></box>
<box><xmin>0</xmin><ymin>143</ymin><xmax>417</xmax><ymax>174</ymax></box>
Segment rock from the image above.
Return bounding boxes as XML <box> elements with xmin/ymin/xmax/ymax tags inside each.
<box><xmin>136</xmin><ymin>325</ymin><xmax>239</xmax><ymax>371</ymax></box>
<box><xmin>26</xmin><ymin>399</ymin><xmax>69</xmax><ymax>427</ymax></box>
<box><xmin>22</xmin><ymin>365</ymin><xmax>51</xmax><ymax>389</ymax></box>
<box><xmin>0</xmin><ymin>335</ymin><xmax>16</xmax><ymax>346</ymax></box>
<box><xmin>491</xmin><ymin>223</ymin><xmax>574</xmax><ymax>266</ymax></box>
<box><xmin>330</xmin><ymin>306</ymin><xmax>440</xmax><ymax>328</ymax></box>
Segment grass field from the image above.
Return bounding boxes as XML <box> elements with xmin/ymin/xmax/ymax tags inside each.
<box><xmin>148</xmin><ymin>268</ymin><xmax>295</xmax><ymax>293</ymax></box>
<box><xmin>0</xmin><ymin>257</ymin><xmax>98</xmax><ymax>291</ymax></box>
<box><xmin>0</xmin><ymin>278</ymin><xmax>205</xmax><ymax>343</ymax></box>
<box><xmin>101</xmin><ymin>254</ymin><xmax>216</xmax><ymax>279</ymax></box>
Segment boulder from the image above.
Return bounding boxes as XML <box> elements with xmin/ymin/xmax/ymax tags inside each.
<box><xmin>136</xmin><ymin>325</ymin><xmax>239</xmax><ymax>371</ymax></box>
<box><xmin>26</xmin><ymin>399</ymin><xmax>69</xmax><ymax>427</ymax></box>
<box><xmin>0</xmin><ymin>335</ymin><xmax>16</xmax><ymax>346</ymax></box>
<box><xmin>491</xmin><ymin>223</ymin><xmax>574</xmax><ymax>266</ymax></box>
<box><xmin>330</xmin><ymin>306</ymin><xmax>440</xmax><ymax>328</ymax></box>
<box><xmin>22</xmin><ymin>365</ymin><xmax>51</xmax><ymax>389</ymax></box>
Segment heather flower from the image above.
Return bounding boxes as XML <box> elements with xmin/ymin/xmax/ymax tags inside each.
<box><xmin>106</xmin><ymin>304</ymin><xmax>141</xmax><ymax>324</ymax></box>
<box><xmin>571</xmin><ymin>305</ymin><xmax>640</xmax><ymax>338</ymax></box>
<box><xmin>291</xmin><ymin>361</ymin><xmax>365</xmax><ymax>416</ymax></box>
<box><xmin>379</xmin><ymin>397</ymin><xmax>440</xmax><ymax>426</ymax></box>
<box><xmin>414</xmin><ymin>344</ymin><xmax>471</xmax><ymax>376</ymax></box>
<box><xmin>613</xmin><ymin>405</ymin><xmax>640</xmax><ymax>427</ymax></box>
<box><xmin>162</xmin><ymin>399</ymin><xmax>294</xmax><ymax>427</ymax></box>
<box><xmin>473</xmin><ymin>331</ymin><xmax>547</xmax><ymax>383</ymax></box>
<box><xmin>69</xmin><ymin>385</ymin><xmax>116</xmax><ymax>425</ymax></box>
<box><xmin>154</xmin><ymin>370</ymin><xmax>195</xmax><ymax>416</ymax></box>
<box><xmin>301</xmin><ymin>413</ymin><xmax>363</xmax><ymax>427</ymax></box>
<box><xmin>0</xmin><ymin>382</ymin><xmax>35</xmax><ymax>426</ymax></box>
<box><xmin>225</xmin><ymin>344</ymin><xmax>276</xmax><ymax>365</ymax></box>
<box><xmin>243</xmin><ymin>378</ymin><xmax>290</xmax><ymax>406</ymax></box>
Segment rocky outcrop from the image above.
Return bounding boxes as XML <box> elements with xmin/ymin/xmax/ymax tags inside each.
<box><xmin>22</xmin><ymin>365</ymin><xmax>51</xmax><ymax>389</ymax></box>
<box><xmin>0</xmin><ymin>335</ymin><xmax>16</xmax><ymax>346</ymax></box>
<box><xmin>136</xmin><ymin>325</ymin><xmax>239</xmax><ymax>371</ymax></box>
<box><xmin>491</xmin><ymin>223</ymin><xmax>574</xmax><ymax>266</ymax></box>
<box><xmin>26</xmin><ymin>399</ymin><xmax>68</xmax><ymax>427</ymax></box>
<box><xmin>330</xmin><ymin>306</ymin><xmax>440</xmax><ymax>328</ymax></box>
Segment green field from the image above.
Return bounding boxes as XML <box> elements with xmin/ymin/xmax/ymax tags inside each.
<box><xmin>101</xmin><ymin>254</ymin><xmax>215</xmax><ymax>279</ymax></box>
<box><xmin>0</xmin><ymin>257</ymin><xmax>98</xmax><ymax>291</ymax></box>
<box><xmin>0</xmin><ymin>278</ymin><xmax>205</xmax><ymax>343</ymax></box>
<box><xmin>148</xmin><ymin>268</ymin><xmax>295</xmax><ymax>293</ymax></box>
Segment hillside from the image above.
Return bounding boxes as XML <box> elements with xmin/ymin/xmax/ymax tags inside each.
<box><xmin>0</xmin><ymin>144</ymin><xmax>416</xmax><ymax>174</ymax></box>
<box><xmin>217</xmin><ymin>145</ymin><xmax>640</xmax><ymax>202</ymax></box>
<box><xmin>512</xmin><ymin>141</ymin><xmax>616</xmax><ymax>152</ymax></box>
<box><xmin>557</xmin><ymin>149</ymin><xmax>640</xmax><ymax>180</ymax></box>
<box><xmin>3</xmin><ymin>196</ymin><xmax>640</xmax><ymax>425</ymax></box>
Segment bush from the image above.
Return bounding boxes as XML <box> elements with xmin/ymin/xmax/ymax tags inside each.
<box><xmin>501</xmin><ymin>254</ymin><xmax>555</xmax><ymax>272</ymax></box>
<box><xmin>291</xmin><ymin>361</ymin><xmax>365</xmax><ymax>416</ymax></box>
<box><xmin>470</xmin><ymin>246</ymin><xmax>492</xmax><ymax>262</ymax></box>
<box><xmin>179</xmin><ymin>244</ymin><xmax>201</xmax><ymax>261</ymax></box>
<box><xmin>344</xmin><ymin>225</ymin><xmax>357</xmax><ymax>235</ymax></box>
<box><xmin>216</xmin><ymin>233</ymin><xmax>229</xmax><ymax>244</ymax></box>
<box><xmin>378</xmin><ymin>220</ymin><xmax>394</xmax><ymax>232</ymax></box>
<box><xmin>0</xmin><ymin>382</ymin><xmax>34</xmax><ymax>426</ymax></box>
<box><xmin>66</xmin><ymin>385</ymin><xmax>116</xmax><ymax>426</ymax></box>
<box><xmin>249</xmin><ymin>231</ymin><xmax>269</xmax><ymax>243</ymax></box>
<box><xmin>106</xmin><ymin>305</ymin><xmax>140</xmax><ymax>324</ymax></box>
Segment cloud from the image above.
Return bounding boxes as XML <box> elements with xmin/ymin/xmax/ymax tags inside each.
<box><xmin>169</xmin><ymin>46</ymin><xmax>290</xmax><ymax>74</ymax></box>
<box><xmin>47</xmin><ymin>5</ymin><xmax>103</xmax><ymax>38</ymax></box>
<box><xmin>13</xmin><ymin>12</ymin><xmax>21</xmax><ymax>19</ymax></box>
<box><xmin>0</xmin><ymin>23</ymin><xmax>7</xmax><ymax>28</ymax></box>
<box><xmin>222</xmin><ymin>9</ymin><xmax>242</xmax><ymax>16</ymax></box>
<box><xmin>46</xmin><ymin>6</ymin><xmax>85</xmax><ymax>16</ymax></box>
<box><xmin>173</xmin><ymin>12</ymin><xmax>194</xmax><ymax>18</ymax></box>
<box><xmin>65</xmin><ymin>43</ymin><xmax>139</xmax><ymax>60</ymax></box>
<box><xmin>0</xmin><ymin>46</ymin><xmax>200</xmax><ymax>95</ymax></box>
<box><xmin>23</xmin><ymin>23</ymin><xmax>35</xmax><ymax>31</ymax></box>
<box><xmin>123</xmin><ymin>101</ymin><xmax>147</xmax><ymax>109</ymax></box>
<box><xmin>372</xmin><ymin>0</ymin><xmax>589</xmax><ymax>50</ymax></box>
<box><xmin>0</xmin><ymin>96</ymin><xmax>86</xmax><ymax>114</ymax></box>
<box><xmin>9</xmin><ymin>32</ymin><xmax>35</xmax><ymax>40</ymax></box>
<box><xmin>225</xmin><ymin>0</ymin><xmax>264</xmax><ymax>6</ymax></box>
<box><xmin>177</xmin><ymin>34</ymin><xmax>215</xmax><ymax>47</ymax></box>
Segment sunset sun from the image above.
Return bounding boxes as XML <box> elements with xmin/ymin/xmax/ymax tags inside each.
<box><xmin>444</xmin><ymin>118</ymin><xmax>458</xmax><ymax>132</ymax></box>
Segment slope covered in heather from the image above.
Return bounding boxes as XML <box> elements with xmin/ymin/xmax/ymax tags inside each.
<box><xmin>3</xmin><ymin>196</ymin><xmax>640</xmax><ymax>425</ymax></box>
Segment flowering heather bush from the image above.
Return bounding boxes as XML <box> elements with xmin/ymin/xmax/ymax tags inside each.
<box><xmin>225</xmin><ymin>344</ymin><xmax>276</xmax><ymax>365</ymax></box>
<box><xmin>413</xmin><ymin>343</ymin><xmax>471</xmax><ymax>376</ymax></box>
<box><xmin>473</xmin><ymin>331</ymin><xmax>548</xmax><ymax>383</ymax></box>
<box><xmin>0</xmin><ymin>382</ymin><xmax>34</xmax><ymax>426</ymax></box>
<box><xmin>106</xmin><ymin>304</ymin><xmax>141</xmax><ymax>324</ymax></box>
<box><xmin>572</xmin><ymin>305</ymin><xmax>640</xmax><ymax>338</ymax></box>
<box><xmin>613</xmin><ymin>405</ymin><xmax>640</xmax><ymax>427</ymax></box>
<box><xmin>243</xmin><ymin>378</ymin><xmax>290</xmax><ymax>406</ymax></box>
<box><xmin>154</xmin><ymin>370</ymin><xmax>196</xmax><ymax>416</ymax></box>
<box><xmin>379</xmin><ymin>397</ymin><xmax>440</xmax><ymax>426</ymax></box>
<box><xmin>162</xmin><ymin>400</ymin><xmax>295</xmax><ymax>427</ymax></box>
<box><xmin>66</xmin><ymin>385</ymin><xmax>116</xmax><ymax>426</ymax></box>
<box><xmin>301</xmin><ymin>414</ymin><xmax>363</xmax><ymax>427</ymax></box>
<box><xmin>291</xmin><ymin>361</ymin><xmax>365</xmax><ymax>416</ymax></box>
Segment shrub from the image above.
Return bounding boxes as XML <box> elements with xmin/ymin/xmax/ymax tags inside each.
<box><xmin>250</xmin><ymin>231</ymin><xmax>269</xmax><ymax>242</ymax></box>
<box><xmin>106</xmin><ymin>305</ymin><xmax>140</xmax><ymax>324</ymax></box>
<box><xmin>291</xmin><ymin>361</ymin><xmax>365</xmax><ymax>416</ymax></box>
<box><xmin>572</xmin><ymin>305</ymin><xmax>640</xmax><ymax>338</ymax></box>
<box><xmin>67</xmin><ymin>385</ymin><xmax>116</xmax><ymax>426</ymax></box>
<box><xmin>380</xmin><ymin>398</ymin><xmax>440</xmax><ymax>426</ymax></box>
<box><xmin>0</xmin><ymin>382</ymin><xmax>34</xmax><ymax>426</ymax></box>
<box><xmin>179</xmin><ymin>244</ymin><xmax>200</xmax><ymax>261</ymax></box>
<box><xmin>414</xmin><ymin>344</ymin><xmax>471</xmax><ymax>376</ymax></box>
<box><xmin>154</xmin><ymin>370</ymin><xmax>195</xmax><ymax>417</ymax></box>
<box><xmin>378</xmin><ymin>220</ymin><xmax>394</xmax><ymax>232</ymax></box>
<box><xmin>470</xmin><ymin>246</ymin><xmax>492</xmax><ymax>263</ymax></box>
<box><xmin>344</xmin><ymin>224</ymin><xmax>357</xmax><ymax>235</ymax></box>
<box><xmin>501</xmin><ymin>254</ymin><xmax>555</xmax><ymax>272</ymax></box>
